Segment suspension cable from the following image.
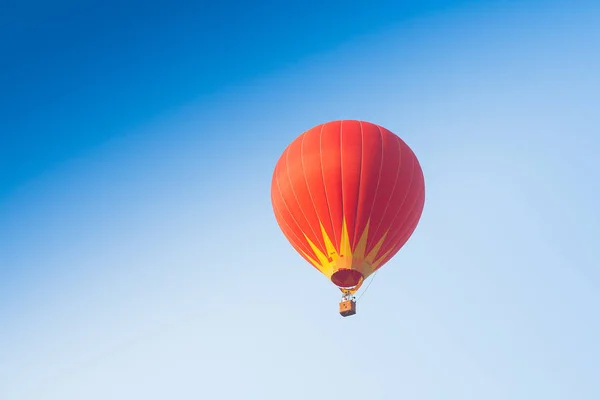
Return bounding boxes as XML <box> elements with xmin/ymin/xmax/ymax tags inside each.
<box><xmin>357</xmin><ymin>270</ymin><xmax>379</xmax><ymax>301</ymax></box>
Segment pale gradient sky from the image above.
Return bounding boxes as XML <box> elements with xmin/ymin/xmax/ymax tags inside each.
<box><xmin>1</xmin><ymin>1</ymin><xmax>599</xmax><ymax>399</ymax></box>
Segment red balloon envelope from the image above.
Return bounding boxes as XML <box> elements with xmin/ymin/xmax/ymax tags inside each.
<box><xmin>271</xmin><ymin>120</ymin><xmax>425</xmax><ymax>301</ymax></box>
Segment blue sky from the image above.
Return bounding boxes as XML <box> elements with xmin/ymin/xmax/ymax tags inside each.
<box><xmin>1</xmin><ymin>0</ymin><xmax>463</xmax><ymax>197</ymax></box>
<box><xmin>1</xmin><ymin>1</ymin><xmax>599</xmax><ymax>399</ymax></box>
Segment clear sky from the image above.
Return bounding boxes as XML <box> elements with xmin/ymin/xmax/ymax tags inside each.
<box><xmin>1</xmin><ymin>1</ymin><xmax>599</xmax><ymax>399</ymax></box>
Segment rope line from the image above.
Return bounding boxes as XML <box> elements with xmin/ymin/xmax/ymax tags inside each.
<box><xmin>357</xmin><ymin>270</ymin><xmax>378</xmax><ymax>301</ymax></box>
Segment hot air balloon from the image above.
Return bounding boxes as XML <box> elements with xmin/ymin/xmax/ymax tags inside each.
<box><xmin>271</xmin><ymin>120</ymin><xmax>425</xmax><ymax>317</ymax></box>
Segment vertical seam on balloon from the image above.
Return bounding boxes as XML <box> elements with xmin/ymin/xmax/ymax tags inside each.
<box><xmin>383</xmin><ymin>187</ymin><xmax>422</xmax><ymax>255</ymax></box>
<box><xmin>401</xmin><ymin>184</ymin><xmax>425</xmax><ymax>243</ymax></box>
<box><xmin>376</xmin><ymin>183</ymin><xmax>424</xmax><ymax>266</ymax></box>
<box><xmin>339</xmin><ymin>120</ymin><xmax>345</xmax><ymax>254</ymax></box>
<box><xmin>364</xmin><ymin>124</ymin><xmax>385</xmax><ymax>250</ymax></box>
<box><xmin>352</xmin><ymin>121</ymin><xmax>364</xmax><ymax>248</ymax></box>
<box><xmin>274</xmin><ymin>195</ymin><xmax>315</xmax><ymax>261</ymax></box>
<box><xmin>379</xmin><ymin>153</ymin><xmax>416</xmax><ymax>253</ymax></box>
<box><xmin>370</xmin><ymin>135</ymin><xmax>402</xmax><ymax>242</ymax></box>
<box><xmin>300</xmin><ymin>130</ymin><xmax>325</xmax><ymax>252</ymax></box>
<box><xmin>387</xmin><ymin>155</ymin><xmax>416</xmax><ymax>231</ymax></box>
<box><xmin>272</xmin><ymin>192</ymin><xmax>305</xmax><ymax>251</ymax></box>
<box><xmin>401</xmin><ymin>158</ymin><xmax>424</xmax><ymax>235</ymax></box>
<box><xmin>388</xmin><ymin>157</ymin><xmax>424</xmax><ymax>251</ymax></box>
<box><xmin>272</xmin><ymin>199</ymin><xmax>314</xmax><ymax>260</ymax></box>
<box><xmin>319</xmin><ymin>123</ymin><xmax>338</xmax><ymax>248</ymax></box>
<box><xmin>273</xmin><ymin>155</ymin><xmax>316</xmax><ymax>258</ymax></box>
<box><xmin>285</xmin><ymin>138</ymin><xmax>325</xmax><ymax>254</ymax></box>
<box><xmin>391</xmin><ymin>151</ymin><xmax>422</xmax><ymax>237</ymax></box>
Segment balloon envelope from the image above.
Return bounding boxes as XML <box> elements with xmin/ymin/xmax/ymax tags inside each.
<box><xmin>271</xmin><ymin>120</ymin><xmax>425</xmax><ymax>292</ymax></box>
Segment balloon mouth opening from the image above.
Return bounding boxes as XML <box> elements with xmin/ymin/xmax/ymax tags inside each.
<box><xmin>331</xmin><ymin>269</ymin><xmax>363</xmax><ymax>288</ymax></box>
